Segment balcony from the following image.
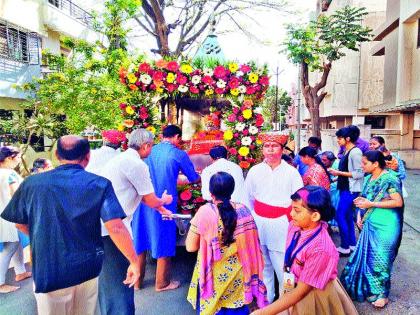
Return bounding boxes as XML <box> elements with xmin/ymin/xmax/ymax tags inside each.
<box><xmin>47</xmin><ymin>0</ymin><xmax>94</xmax><ymax>28</ymax></box>
<box><xmin>44</xmin><ymin>0</ymin><xmax>100</xmax><ymax>44</ymax></box>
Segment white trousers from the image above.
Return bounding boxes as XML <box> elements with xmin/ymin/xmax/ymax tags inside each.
<box><xmin>261</xmin><ymin>245</ymin><xmax>285</xmax><ymax>303</ymax></box>
<box><xmin>34</xmin><ymin>277</ymin><xmax>98</xmax><ymax>315</ymax></box>
<box><xmin>0</xmin><ymin>242</ymin><xmax>26</xmax><ymax>285</ymax></box>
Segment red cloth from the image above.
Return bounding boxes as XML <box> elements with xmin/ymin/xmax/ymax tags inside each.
<box><xmin>254</xmin><ymin>199</ymin><xmax>292</xmax><ymax>221</ymax></box>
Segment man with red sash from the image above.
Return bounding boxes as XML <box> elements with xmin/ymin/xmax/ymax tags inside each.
<box><xmin>244</xmin><ymin>132</ymin><xmax>303</xmax><ymax>302</ymax></box>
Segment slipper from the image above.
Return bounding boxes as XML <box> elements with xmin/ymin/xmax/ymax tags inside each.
<box><xmin>372</xmin><ymin>298</ymin><xmax>389</xmax><ymax>309</ymax></box>
<box><xmin>15</xmin><ymin>271</ymin><xmax>32</xmax><ymax>282</ymax></box>
<box><xmin>155</xmin><ymin>280</ymin><xmax>180</xmax><ymax>292</ymax></box>
<box><xmin>0</xmin><ymin>284</ymin><xmax>20</xmax><ymax>294</ymax></box>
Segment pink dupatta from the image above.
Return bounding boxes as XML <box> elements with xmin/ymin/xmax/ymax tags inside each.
<box><xmin>191</xmin><ymin>202</ymin><xmax>268</xmax><ymax>308</ymax></box>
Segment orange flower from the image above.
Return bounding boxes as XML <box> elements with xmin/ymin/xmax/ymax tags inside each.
<box><xmin>155</xmin><ymin>59</ymin><xmax>168</xmax><ymax>68</ymax></box>
<box><xmin>243</xmin><ymin>99</ymin><xmax>253</xmax><ymax>108</ymax></box>
<box><xmin>239</xmin><ymin>160</ymin><xmax>251</xmax><ymax>169</ymax></box>
<box><xmin>129</xmin><ymin>84</ymin><xmax>138</xmax><ymax>91</ymax></box>
<box><xmin>123</xmin><ymin>119</ymin><xmax>134</xmax><ymax>128</ymax></box>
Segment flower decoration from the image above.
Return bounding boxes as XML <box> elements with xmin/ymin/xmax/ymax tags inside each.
<box><xmin>177</xmin><ymin>183</ymin><xmax>206</xmax><ymax>215</ymax></box>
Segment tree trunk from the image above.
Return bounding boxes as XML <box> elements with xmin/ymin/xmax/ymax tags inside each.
<box><xmin>310</xmin><ymin>106</ymin><xmax>321</xmax><ymax>138</ymax></box>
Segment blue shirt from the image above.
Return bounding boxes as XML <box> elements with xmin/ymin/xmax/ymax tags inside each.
<box><xmin>1</xmin><ymin>164</ymin><xmax>125</xmax><ymax>293</ymax></box>
<box><xmin>294</xmin><ymin>155</ymin><xmax>308</xmax><ymax>176</ymax></box>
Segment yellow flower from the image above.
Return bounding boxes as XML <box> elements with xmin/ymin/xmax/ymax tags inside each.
<box><xmin>256</xmin><ymin>139</ymin><xmax>262</xmax><ymax>145</ymax></box>
<box><xmin>248</xmin><ymin>72</ymin><xmax>259</xmax><ymax>83</ymax></box>
<box><xmin>91</xmin><ymin>88</ymin><xmax>97</xmax><ymax>94</ymax></box>
<box><xmin>242</xmin><ymin>109</ymin><xmax>252</xmax><ymax>119</ymax></box>
<box><xmin>230</xmin><ymin>88</ymin><xmax>239</xmax><ymax>96</ymax></box>
<box><xmin>180</xmin><ymin>64</ymin><xmax>193</xmax><ymax>74</ymax></box>
<box><xmin>205</xmin><ymin>89</ymin><xmax>214</xmax><ymax>96</ymax></box>
<box><xmin>238</xmin><ymin>146</ymin><xmax>250</xmax><ymax>157</ymax></box>
<box><xmin>228</xmin><ymin>63</ymin><xmax>239</xmax><ymax>73</ymax></box>
<box><xmin>223</xmin><ymin>130</ymin><xmax>233</xmax><ymax>141</ymax></box>
<box><xmin>166</xmin><ymin>72</ymin><xmax>175</xmax><ymax>83</ymax></box>
<box><xmin>117</xmin><ymin>124</ymin><xmax>124</xmax><ymax>132</ymax></box>
<box><xmin>125</xmin><ymin>106</ymin><xmax>135</xmax><ymax>115</ymax></box>
<box><xmin>127</xmin><ymin>73</ymin><xmax>137</xmax><ymax>84</ymax></box>
<box><xmin>156</xmin><ymin>87</ymin><xmax>164</xmax><ymax>93</ymax></box>
<box><xmin>146</xmin><ymin>126</ymin><xmax>156</xmax><ymax>134</ymax></box>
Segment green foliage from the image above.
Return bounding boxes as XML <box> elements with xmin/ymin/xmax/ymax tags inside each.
<box><xmin>284</xmin><ymin>6</ymin><xmax>372</xmax><ymax>70</ymax></box>
<box><xmin>261</xmin><ymin>86</ymin><xmax>292</xmax><ymax>128</ymax></box>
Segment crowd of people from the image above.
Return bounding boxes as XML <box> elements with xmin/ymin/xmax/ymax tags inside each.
<box><xmin>0</xmin><ymin>123</ymin><xmax>406</xmax><ymax>315</ymax></box>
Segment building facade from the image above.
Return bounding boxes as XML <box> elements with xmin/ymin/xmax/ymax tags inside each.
<box><xmin>0</xmin><ymin>0</ymin><xmax>100</xmax><ymax>148</ymax></box>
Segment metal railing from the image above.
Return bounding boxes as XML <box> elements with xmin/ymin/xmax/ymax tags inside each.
<box><xmin>48</xmin><ymin>0</ymin><xmax>94</xmax><ymax>28</ymax></box>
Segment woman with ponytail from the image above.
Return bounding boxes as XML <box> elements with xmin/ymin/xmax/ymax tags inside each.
<box><xmin>299</xmin><ymin>146</ymin><xmax>331</xmax><ymax>190</ymax></box>
<box><xmin>186</xmin><ymin>172</ymin><xmax>267</xmax><ymax>315</ymax></box>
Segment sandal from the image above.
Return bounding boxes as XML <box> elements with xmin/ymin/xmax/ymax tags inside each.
<box><xmin>155</xmin><ymin>280</ymin><xmax>180</xmax><ymax>292</ymax></box>
<box><xmin>15</xmin><ymin>271</ymin><xmax>32</xmax><ymax>282</ymax></box>
<box><xmin>0</xmin><ymin>284</ymin><xmax>20</xmax><ymax>294</ymax></box>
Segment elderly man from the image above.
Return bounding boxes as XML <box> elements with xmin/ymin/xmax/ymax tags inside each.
<box><xmin>132</xmin><ymin>125</ymin><xmax>199</xmax><ymax>291</ymax></box>
<box><xmin>1</xmin><ymin>136</ymin><xmax>139</xmax><ymax>315</ymax></box>
<box><xmin>99</xmin><ymin>129</ymin><xmax>173</xmax><ymax>315</ymax></box>
<box><xmin>85</xmin><ymin>129</ymin><xmax>125</xmax><ymax>175</ymax></box>
<box><xmin>201</xmin><ymin>145</ymin><xmax>246</xmax><ymax>203</ymax></box>
<box><xmin>245</xmin><ymin>132</ymin><xmax>303</xmax><ymax>302</ymax></box>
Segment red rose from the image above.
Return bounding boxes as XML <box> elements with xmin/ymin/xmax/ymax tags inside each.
<box><xmin>139</xmin><ymin>62</ymin><xmax>151</xmax><ymax>73</ymax></box>
<box><xmin>180</xmin><ymin>190</ymin><xmax>192</xmax><ymax>201</ymax></box>
<box><xmin>246</xmin><ymin>86</ymin><xmax>256</xmax><ymax>94</ymax></box>
<box><xmin>214</xmin><ymin>66</ymin><xmax>227</xmax><ymax>79</ymax></box>
<box><xmin>240</xmin><ymin>64</ymin><xmax>251</xmax><ymax>73</ymax></box>
<box><xmin>139</xmin><ymin>112</ymin><xmax>149</xmax><ymax>120</ymax></box>
<box><xmin>255</xmin><ymin>114</ymin><xmax>264</xmax><ymax>127</ymax></box>
<box><xmin>189</xmin><ymin>86</ymin><xmax>199</xmax><ymax>94</ymax></box>
<box><xmin>177</xmin><ymin>74</ymin><xmax>188</xmax><ymax>85</ymax></box>
<box><xmin>166</xmin><ymin>61</ymin><xmax>179</xmax><ymax>72</ymax></box>
<box><xmin>259</xmin><ymin>76</ymin><xmax>270</xmax><ymax>85</ymax></box>
<box><xmin>229</xmin><ymin>148</ymin><xmax>237</xmax><ymax>155</ymax></box>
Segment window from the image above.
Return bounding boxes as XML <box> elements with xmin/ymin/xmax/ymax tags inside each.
<box><xmin>417</xmin><ymin>18</ymin><xmax>420</xmax><ymax>48</ymax></box>
<box><xmin>365</xmin><ymin>116</ymin><xmax>386</xmax><ymax>129</ymax></box>
<box><xmin>0</xmin><ymin>20</ymin><xmax>40</xmax><ymax>64</ymax></box>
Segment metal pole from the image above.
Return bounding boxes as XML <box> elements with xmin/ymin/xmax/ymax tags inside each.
<box><xmin>296</xmin><ymin>67</ymin><xmax>302</xmax><ymax>152</ymax></box>
<box><xmin>274</xmin><ymin>66</ymin><xmax>279</xmax><ymax>124</ymax></box>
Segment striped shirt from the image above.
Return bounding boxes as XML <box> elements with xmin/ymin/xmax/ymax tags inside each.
<box><xmin>286</xmin><ymin>221</ymin><xmax>338</xmax><ymax>290</ymax></box>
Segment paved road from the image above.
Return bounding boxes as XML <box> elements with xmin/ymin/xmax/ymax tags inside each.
<box><xmin>1</xmin><ymin>170</ymin><xmax>420</xmax><ymax>315</ymax></box>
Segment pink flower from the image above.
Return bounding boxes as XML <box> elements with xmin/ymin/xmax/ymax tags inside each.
<box><xmin>177</xmin><ymin>75</ymin><xmax>188</xmax><ymax>85</ymax></box>
<box><xmin>234</xmin><ymin>132</ymin><xmax>239</xmax><ymax>138</ymax></box>
<box><xmin>233</xmin><ymin>108</ymin><xmax>239</xmax><ymax>114</ymax></box>
<box><xmin>255</xmin><ymin>114</ymin><xmax>264</xmax><ymax>127</ymax></box>
<box><xmin>152</xmin><ymin>71</ymin><xmax>164</xmax><ymax>82</ymax></box>
<box><xmin>119</xmin><ymin>103</ymin><xmax>127</xmax><ymax>109</ymax></box>
<box><xmin>214</xmin><ymin>66</ymin><xmax>227</xmax><ymax>79</ymax></box>
<box><xmin>246</xmin><ymin>86</ymin><xmax>256</xmax><ymax>94</ymax></box>
<box><xmin>259</xmin><ymin>76</ymin><xmax>270</xmax><ymax>85</ymax></box>
<box><xmin>238</xmin><ymin>116</ymin><xmax>244</xmax><ymax>122</ymax></box>
<box><xmin>166</xmin><ymin>84</ymin><xmax>177</xmax><ymax>93</ymax></box>
<box><xmin>229</xmin><ymin>148</ymin><xmax>237</xmax><ymax>155</ymax></box>
<box><xmin>202</xmin><ymin>76</ymin><xmax>214</xmax><ymax>85</ymax></box>
<box><xmin>227</xmin><ymin>114</ymin><xmax>236</xmax><ymax>122</ymax></box>
<box><xmin>166</xmin><ymin>61</ymin><xmax>179</xmax><ymax>72</ymax></box>
<box><xmin>236</xmin><ymin>140</ymin><xmax>241</xmax><ymax>146</ymax></box>
<box><xmin>240</xmin><ymin>64</ymin><xmax>251</xmax><ymax>73</ymax></box>
<box><xmin>228</xmin><ymin>77</ymin><xmax>239</xmax><ymax>89</ymax></box>
<box><xmin>180</xmin><ymin>190</ymin><xmax>192</xmax><ymax>201</ymax></box>
<box><xmin>215</xmin><ymin>87</ymin><xmax>224</xmax><ymax>95</ymax></box>
<box><xmin>242</xmin><ymin>129</ymin><xmax>249</xmax><ymax>136</ymax></box>
<box><xmin>189</xmin><ymin>86</ymin><xmax>199</xmax><ymax>94</ymax></box>
<box><xmin>138</xmin><ymin>62</ymin><xmax>151</xmax><ymax>73</ymax></box>
<box><xmin>139</xmin><ymin>112</ymin><xmax>149</xmax><ymax>120</ymax></box>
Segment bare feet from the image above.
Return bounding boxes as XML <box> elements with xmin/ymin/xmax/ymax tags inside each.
<box><xmin>134</xmin><ymin>280</ymin><xmax>141</xmax><ymax>291</ymax></box>
<box><xmin>15</xmin><ymin>271</ymin><xmax>32</xmax><ymax>282</ymax></box>
<box><xmin>155</xmin><ymin>280</ymin><xmax>180</xmax><ymax>292</ymax></box>
<box><xmin>372</xmin><ymin>298</ymin><xmax>389</xmax><ymax>309</ymax></box>
<box><xmin>0</xmin><ymin>284</ymin><xmax>20</xmax><ymax>293</ymax></box>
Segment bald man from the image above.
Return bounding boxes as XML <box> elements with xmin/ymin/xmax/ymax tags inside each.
<box><xmin>1</xmin><ymin>135</ymin><xmax>140</xmax><ymax>315</ymax></box>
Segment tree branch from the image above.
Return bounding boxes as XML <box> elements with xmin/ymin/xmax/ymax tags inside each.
<box><xmin>314</xmin><ymin>63</ymin><xmax>332</xmax><ymax>92</ymax></box>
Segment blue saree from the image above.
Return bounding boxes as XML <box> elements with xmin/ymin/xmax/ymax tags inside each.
<box><xmin>340</xmin><ymin>172</ymin><xmax>403</xmax><ymax>302</ymax></box>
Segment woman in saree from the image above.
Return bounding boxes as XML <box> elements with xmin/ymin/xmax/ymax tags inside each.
<box><xmin>341</xmin><ymin>150</ymin><xmax>404</xmax><ymax>309</ymax></box>
<box><xmin>186</xmin><ymin>171</ymin><xmax>267</xmax><ymax>315</ymax></box>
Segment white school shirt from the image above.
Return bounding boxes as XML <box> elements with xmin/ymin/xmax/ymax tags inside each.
<box><xmin>85</xmin><ymin>146</ymin><xmax>120</xmax><ymax>175</ymax></box>
<box><xmin>100</xmin><ymin>148</ymin><xmax>154</xmax><ymax>237</ymax></box>
<box><xmin>201</xmin><ymin>158</ymin><xmax>246</xmax><ymax>204</ymax></box>
<box><xmin>245</xmin><ymin>161</ymin><xmax>303</xmax><ymax>251</ymax></box>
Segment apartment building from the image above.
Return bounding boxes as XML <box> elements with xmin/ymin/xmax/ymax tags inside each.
<box><xmin>370</xmin><ymin>0</ymin><xmax>420</xmax><ymax>168</ymax></box>
<box><xmin>0</xmin><ymin>0</ymin><xmax>100</xmax><ymax>148</ymax></box>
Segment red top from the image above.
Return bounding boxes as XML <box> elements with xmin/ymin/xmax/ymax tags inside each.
<box><xmin>303</xmin><ymin>163</ymin><xmax>330</xmax><ymax>190</ymax></box>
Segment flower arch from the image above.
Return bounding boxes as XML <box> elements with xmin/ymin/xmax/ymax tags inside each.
<box><xmin>117</xmin><ymin>59</ymin><xmax>270</xmax><ymax>169</ymax></box>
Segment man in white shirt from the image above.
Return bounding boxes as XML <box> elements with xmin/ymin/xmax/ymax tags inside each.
<box><xmin>201</xmin><ymin>145</ymin><xmax>246</xmax><ymax>204</ymax></box>
<box><xmin>85</xmin><ymin>129</ymin><xmax>125</xmax><ymax>175</ymax></box>
<box><xmin>98</xmin><ymin>129</ymin><xmax>172</xmax><ymax>315</ymax></box>
<box><xmin>245</xmin><ymin>132</ymin><xmax>303</xmax><ymax>303</ymax></box>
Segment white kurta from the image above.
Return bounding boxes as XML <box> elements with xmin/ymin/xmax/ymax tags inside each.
<box><xmin>0</xmin><ymin>169</ymin><xmax>22</xmax><ymax>242</ymax></box>
<box><xmin>85</xmin><ymin>146</ymin><xmax>119</xmax><ymax>175</ymax></box>
<box><xmin>201</xmin><ymin>158</ymin><xmax>247</xmax><ymax>204</ymax></box>
<box><xmin>100</xmin><ymin>148</ymin><xmax>154</xmax><ymax>237</ymax></box>
<box><xmin>245</xmin><ymin>161</ymin><xmax>303</xmax><ymax>251</ymax></box>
